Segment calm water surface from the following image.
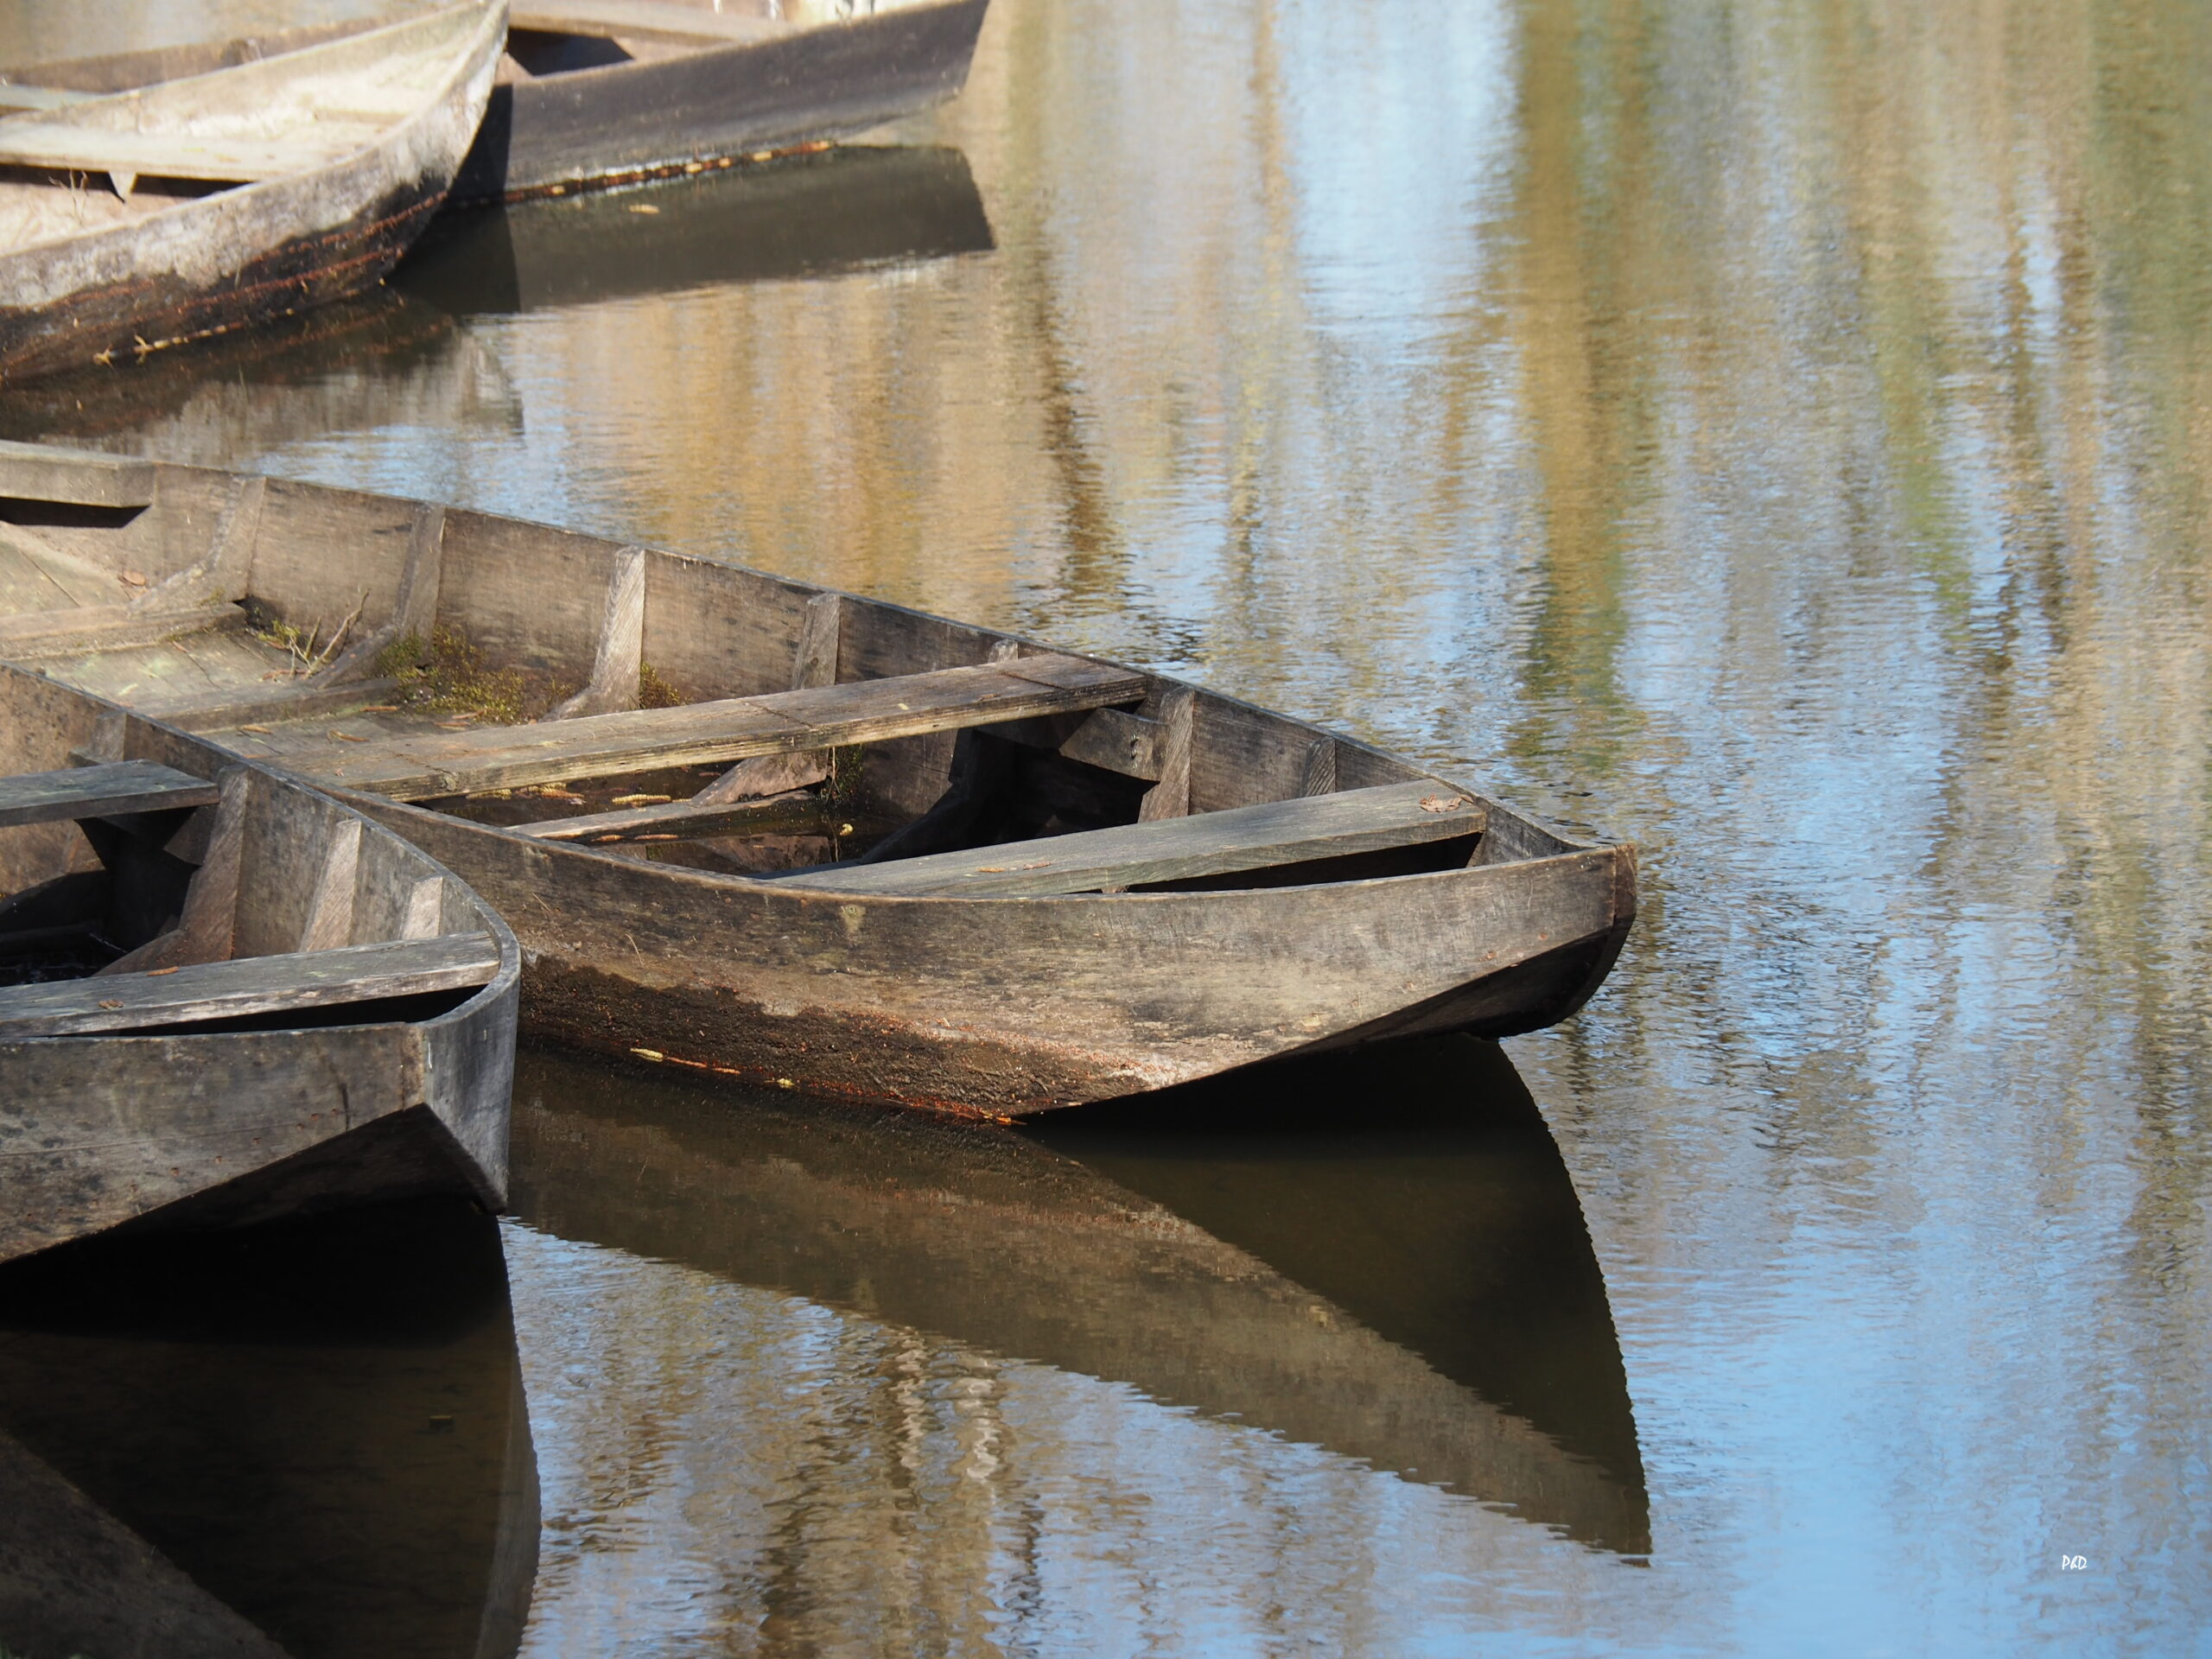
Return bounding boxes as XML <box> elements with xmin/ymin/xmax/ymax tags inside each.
<box><xmin>3</xmin><ymin>0</ymin><xmax>2209</xmax><ymax>1652</ymax></box>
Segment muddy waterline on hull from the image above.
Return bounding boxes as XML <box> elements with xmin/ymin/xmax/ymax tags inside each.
<box><xmin>4</xmin><ymin>0</ymin><xmax>2209</xmax><ymax>1649</ymax></box>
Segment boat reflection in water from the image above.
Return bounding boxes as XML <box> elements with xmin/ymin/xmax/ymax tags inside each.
<box><xmin>512</xmin><ymin>1032</ymin><xmax>1648</xmax><ymax>1556</ymax></box>
<box><xmin>0</xmin><ymin>291</ymin><xmax>522</xmax><ymax>467</ymax></box>
<box><xmin>397</xmin><ymin>144</ymin><xmax>995</xmax><ymax>317</ymax></box>
<box><xmin>0</xmin><ymin>144</ymin><xmax>988</xmax><ymax>466</ymax></box>
<box><xmin>0</xmin><ymin>1199</ymin><xmax>538</xmax><ymax>1659</ymax></box>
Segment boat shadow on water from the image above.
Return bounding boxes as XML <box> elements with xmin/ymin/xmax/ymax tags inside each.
<box><xmin>512</xmin><ymin>1032</ymin><xmax>1650</xmax><ymax>1555</ymax></box>
<box><xmin>0</xmin><ymin>1198</ymin><xmax>539</xmax><ymax>1659</ymax></box>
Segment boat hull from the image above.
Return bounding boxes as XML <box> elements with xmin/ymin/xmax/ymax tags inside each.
<box><xmin>360</xmin><ymin>791</ymin><xmax>1631</xmax><ymax>1116</ymax></box>
<box><xmin>451</xmin><ymin>0</ymin><xmax>992</xmax><ymax>200</ymax></box>
<box><xmin>0</xmin><ymin>5</ymin><xmax>504</xmax><ymax>385</ymax></box>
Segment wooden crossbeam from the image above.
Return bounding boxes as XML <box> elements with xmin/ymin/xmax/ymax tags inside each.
<box><xmin>777</xmin><ymin>782</ymin><xmax>1487</xmax><ymax>897</ymax></box>
<box><xmin>512</xmin><ymin>788</ymin><xmax>822</xmax><ymax>842</ymax></box>
<box><xmin>0</xmin><ymin>761</ymin><xmax>217</xmax><ymax>830</ymax></box>
<box><xmin>143</xmin><ymin>677</ymin><xmax>404</xmax><ymax>734</ymax></box>
<box><xmin>287</xmin><ymin>654</ymin><xmax>1149</xmax><ymax>801</ymax></box>
<box><xmin>0</xmin><ymin>932</ymin><xmax>501</xmax><ymax>1039</ymax></box>
<box><xmin>0</xmin><ymin>121</ymin><xmax>359</xmax><ymax>183</ymax></box>
<box><xmin>0</xmin><ymin>599</ymin><xmax>241</xmax><ymax>659</ymax></box>
<box><xmin>0</xmin><ymin>440</ymin><xmax>155</xmax><ymax>508</ymax></box>
<box><xmin>511</xmin><ymin>0</ymin><xmax>787</xmax><ymax>45</ymax></box>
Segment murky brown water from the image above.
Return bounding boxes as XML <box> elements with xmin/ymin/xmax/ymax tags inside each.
<box><xmin>4</xmin><ymin>0</ymin><xmax>2209</xmax><ymax>1651</ymax></box>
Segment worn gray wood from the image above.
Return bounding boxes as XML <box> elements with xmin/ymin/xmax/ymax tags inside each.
<box><xmin>146</xmin><ymin>676</ymin><xmax>404</xmax><ymax>732</ymax></box>
<box><xmin>292</xmin><ymin>654</ymin><xmax>1148</xmax><ymax>800</ymax></box>
<box><xmin>1138</xmin><ymin>684</ymin><xmax>1194</xmax><ymax>821</ymax></box>
<box><xmin>512</xmin><ymin>789</ymin><xmax>821</xmax><ymax>842</ymax></box>
<box><xmin>0</xmin><ymin>440</ymin><xmax>156</xmax><ymax>507</ymax></box>
<box><xmin>0</xmin><ymin>932</ymin><xmax>501</xmax><ymax>1038</ymax></box>
<box><xmin>1299</xmin><ymin>735</ymin><xmax>1338</xmax><ymax>798</ymax></box>
<box><xmin>550</xmin><ymin>544</ymin><xmax>647</xmax><ymax>719</ymax></box>
<box><xmin>779</xmin><ymin>781</ymin><xmax>1486</xmax><ymax>897</ymax></box>
<box><xmin>694</xmin><ymin>589</ymin><xmax>841</xmax><ymax>803</ymax></box>
<box><xmin>0</xmin><ymin>599</ymin><xmax>238</xmax><ymax>658</ymax></box>
<box><xmin>0</xmin><ymin>4</ymin><xmax>506</xmax><ymax>384</ymax></box>
<box><xmin>0</xmin><ymin>760</ymin><xmax>216</xmax><ymax>828</ymax></box>
<box><xmin>296</xmin><ymin>815</ymin><xmax>363</xmax><ymax>950</ymax></box>
<box><xmin>324</xmin><ymin>502</ymin><xmax>446</xmax><ymax>683</ymax></box>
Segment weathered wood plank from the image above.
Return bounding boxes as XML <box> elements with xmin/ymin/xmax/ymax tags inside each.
<box><xmin>779</xmin><ymin>782</ymin><xmax>1486</xmax><ymax>897</ymax></box>
<box><xmin>1138</xmin><ymin>685</ymin><xmax>1194</xmax><ymax>821</ymax></box>
<box><xmin>143</xmin><ymin>676</ymin><xmax>404</xmax><ymax>733</ymax></box>
<box><xmin>510</xmin><ymin>0</ymin><xmax>786</xmax><ymax>45</ymax></box>
<box><xmin>0</xmin><ymin>441</ymin><xmax>155</xmax><ymax>508</ymax></box>
<box><xmin>296</xmin><ymin>817</ymin><xmax>362</xmax><ymax>950</ymax></box>
<box><xmin>0</xmin><ymin>123</ymin><xmax>326</xmax><ymax>182</ymax></box>
<box><xmin>0</xmin><ymin>599</ymin><xmax>239</xmax><ymax>658</ymax></box>
<box><xmin>694</xmin><ymin>589</ymin><xmax>842</xmax><ymax>802</ymax></box>
<box><xmin>290</xmin><ymin>655</ymin><xmax>1147</xmax><ymax>800</ymax></box>
<box><xmin>550</xmin><ymin>544</ymin><xmax>646</xmax><ymax>719</ymax></box>
<box><xmin>324</xmin><ymin>502</ymin><xmax>444</xmax><ymax>683</ymax></box>
<box><xmin>1299</xmin><ymin>735</ymin><xmax>1338</xmax><ymax>798</ymax></box>
<box><xmin>0</xmin><ymin>932</ymin><xmax>500</xmax><ymax>1039</ymax></box>
<box><xmin>0</xmin><ymin>761</ymin><xmax>216</xmax><ymax>829</ymax></box>
<box><xmin>510</xmin><ymin>788</ymin><xmax>820</xmax><ymax>842</ymax></box>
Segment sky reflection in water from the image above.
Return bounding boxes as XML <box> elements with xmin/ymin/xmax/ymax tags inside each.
<box><xmin>3</xmin><ymin>0</ymin><xmax>2208</xmax><ymax>1651</ymax></box>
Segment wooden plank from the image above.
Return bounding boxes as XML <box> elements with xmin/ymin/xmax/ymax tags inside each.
<box><xmin>0</xmin><ymin>122</ymin><xmax>333</xmax><ymax>182</ymax></box>
<box><xmin>510</xmin><ymin>0</ymin><xmax>786</xmax><ymax>45</ymax></box>
<box><xmin>323</xmin><ymin>502</ymin><xmax>444</xmax><ymax>683</ymax></box>
<box><xmin>1138</xmin><ymin>685</ymin><xmax>1194</xmax><ymax>821</ymax></box>
<box><xmin>289</xmin><ymin>654</ymin><xmax>1148</xmax><ymax>801</ymax></box>
<box><xmin>1299</xmin><ymin>735</ymin><xmax>1337</xmax><ymax>798</ymax></box>
<box><xmin>0</xmin><ymin>440</ymin><xmax>155</xmax><ymax>508</ymax></box>
<box><xmin>550</xmin><ymin>545</ymin><xmax>647</xmax><ymax>718</ymax></box>
<box><xmin>143</xmin><ymin>677</ymin><xmax>404</xmax><ymax>733</ymax></box>
<box><xmin>0</xmin><ymin>83</ymin><xmax>97</xmax><ymax>110</ymax></box>
<box><xmin>510</xmin><ymin>787</ymin><xmax>822</xmax><ymax>842</ymax></box>
<box><xmin>0</xmin><ymin>761</ymin><xmax>216</xmax><ymax>829</ymax></box>
<box><xmin>0</xmin><ymin>932</ymin><xmax>500</xmax><ymax>1039</ymax></box>
<box><xmin>296</xmin><ymin>817</ymin><xmax>362</xmax><ymax>950</ymax></box>
<box><xmin>779</xmin><ymin>782</ymin><xmax>1487</xmax><ymax>897</ymax></box>
<box><xmin>694</xmin><ymin>589</ymin><xmax>840</xmax><ymax>803</ymax></box>
<box><xmin>0</xmin><ymin>599</ymin><xmax>239</xmax><ymax>658</ymax></box>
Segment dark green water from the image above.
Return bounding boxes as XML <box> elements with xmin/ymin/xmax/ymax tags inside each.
<box><xmin>3</xmin><ymin>0</ymin><xmax>2209</xmax><ymax>1651</ymax></box>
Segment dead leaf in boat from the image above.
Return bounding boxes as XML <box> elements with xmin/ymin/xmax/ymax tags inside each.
<box><xmin>120</xmin><ymin>570</ymin><xmax>146</xmax><ymax>587</ymax></box>
<box><xmin>238</xmin><ymin>723</ymin><xmax>271</xmax><ymax>734</ymax></box>
<box><xmin>610</xmin><ymin>793</ymin><xmax>671</xmax><ymax>806</ymax></box>
<box><xmin>147</xmin><ymin>967</ymin><xmax>178</xmax><ymax>976</ymax></box>
<box><xmin>99</xmin><ymin>999</ymin><xmax>122</xmax><ymax>1009</ymax></box>
<box><xmin>327</xmin><ymin>729</ymin><xmax>368</xmax><ymax>743</ymax></box>
<box><xmin>1419</xmin><ymin>794</ymin><xmax>1471</xmax><ymax>813</ymax></box>
<box><xmin>361</xmin><ymin>704</ymin><xmax>398</xmax><ymax>712</ymax></box>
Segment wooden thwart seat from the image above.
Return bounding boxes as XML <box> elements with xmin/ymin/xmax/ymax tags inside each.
<box><xmin>510</xmin><ymin>0</ymin><xmax>787</xmax><ymax>45</ymax></box>
<box><xmin>287</xmin><ymin>653</ymin><xmax>1149</xmax><ymax>801</ymax></box>
<box><xmin>0</xmin><ymin>761</ymin><xmax>219</xmax><ymax>830</ymax></box>
<box><xmin>779</xmin><ymin>782</ymin><xmax>1488</xmax><ymax>897</ymax></box>
<box><xmin>0</xmin><ymin>932</ymin><xmax>502</xmax><ymax>1039</ymax></box>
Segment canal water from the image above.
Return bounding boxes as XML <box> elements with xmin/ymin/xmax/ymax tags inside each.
<box><xmin>3</xmin><ymin>0</ymin><xmax>2208</xmax><ymax>1652</ymax></box>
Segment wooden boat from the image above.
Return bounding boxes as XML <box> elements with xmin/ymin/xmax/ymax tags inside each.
<box><xmin>454</xmin><ymin>0</ymin><xmax>995</xmax><ymax>202</ymax></box>
<box><xmin>0</xmin><ymin>440</ymin><xmax>1634</xmax><ymax>1117</ymax></box>
<box><xmin>511</xmin><ymin>1036</ymin><xmax>1647</xmax><ymax>1549</ymax></box>
<box><xmin>0</xmin><ymin>2</ymin><xmax>506</xmax><ymax>385</ymax></box>
<box><xmin>0</xmin><ymin>659</ymin><xmax>521</xmax><ymax>1268</ymax></box>
<box><xmin>0</xmin><ymin>1198</ymin><xmax>537</xmax><ymax>1657</ymax></box>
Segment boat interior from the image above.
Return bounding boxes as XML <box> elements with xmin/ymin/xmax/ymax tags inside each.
<box><xmin>0</xmin><ymin>668</ymin><xmax>501</xmax><ymax>1036</ymax></box>
<box><xmin>0</xmin><ymin>6</ymin><xmax>487</xmax><ymax>254</ymax></box>
<box><xmin>0</xmin><ymin>444</ymin><xmax>1586</xmax><ymax>901</ymax></box>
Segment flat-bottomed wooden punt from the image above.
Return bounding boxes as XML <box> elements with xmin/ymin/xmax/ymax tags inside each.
<box><xmin>455</xmin><ymin>0</ymin><xmax>993</xmax><ymax>200</ymax></box>
<box><xmin>0</xmin><ymin>2</ymin><xmax>505</xmax><ymax>384</ymax></box>
<box><xmin>0</xmin><ymin>662</ymin><xmax>520</xmax><ymax>1266</ymax></box>
<box><xmin>0</xmin><ymin>441</ymin><xmax>1632</xmax><ymax>1117</ymax></box>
